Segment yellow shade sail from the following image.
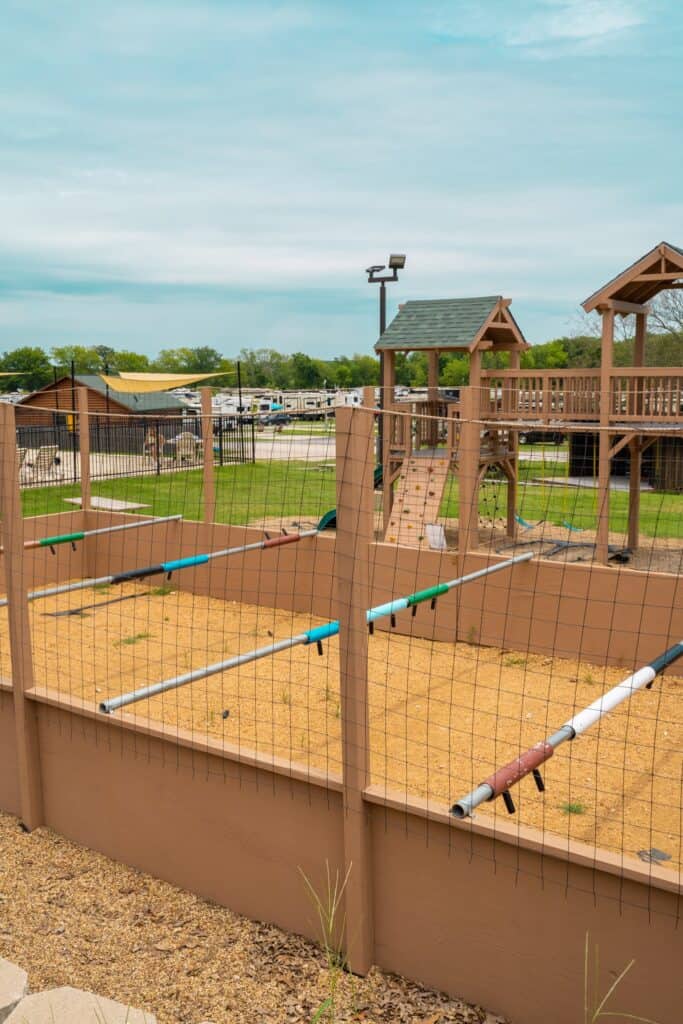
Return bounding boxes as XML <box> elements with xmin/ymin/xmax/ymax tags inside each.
<box><xmin>100</xmin><ymin>371</ymin><xmax>224</xmax><ymax>394</ymax></box>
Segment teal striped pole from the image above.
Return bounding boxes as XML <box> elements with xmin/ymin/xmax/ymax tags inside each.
<box><xmin>100</xmin><ymin>551</ymin><xmax>533</xmax><ymax>714</ymax></box>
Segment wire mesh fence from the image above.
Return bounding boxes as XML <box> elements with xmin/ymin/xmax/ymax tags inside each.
<box><xmin>1</xmin><ymin>391</ymin><xmax>681</xmax><ymax>955</ymax></box>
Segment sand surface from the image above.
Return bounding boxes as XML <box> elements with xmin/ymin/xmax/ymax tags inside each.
<box><xmin>2</xmin><ymin>583</ymin><xmax>681</xmax><ymax>870</ymax></box>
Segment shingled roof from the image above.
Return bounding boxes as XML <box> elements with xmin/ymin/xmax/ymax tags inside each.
<box><xmin>375</xmin><ymin>296</ymin><xmax>528</xmax><ymax>352</ymax></box>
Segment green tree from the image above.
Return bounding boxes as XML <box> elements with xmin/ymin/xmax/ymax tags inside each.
<box><xmin>290</xmin><ymin>352</ymin><xmax>324</xmax><ymax>389</ymax></box>
<box><xmin>110</xmin><ymin>351</ymin><xmax>151</xmax><ymax>372</ymax></box>
<box><xmin>0</xmin><ymin>346</ymin><xmax>53</xmax><ymax>392</ymax></box>
<box><xmin>50</xmin><ymin>345</ymin><xmax>102</xmax><ymax>374</ymax></box>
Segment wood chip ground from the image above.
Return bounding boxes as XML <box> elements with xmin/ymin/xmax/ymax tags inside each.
<box><xmin>0</xmin><ymin>812</ymin><xmax>505</xmax><ymax>1024</ymax></box>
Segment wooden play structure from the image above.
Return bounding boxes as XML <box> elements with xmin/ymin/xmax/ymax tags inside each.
<box><xmin>376</xmin><ymin>242</ymin><xmax>683</xmax><ymax>561</ymax></box>
<box><xmin>377</xmin><ymin>296</ymin><xmax>530</xmax><ymax>543</ymax></box>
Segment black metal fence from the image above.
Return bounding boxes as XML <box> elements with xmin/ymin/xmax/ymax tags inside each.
<box><xmin>17</xmin><ymin>414</ymin><xmax>255</xmax><ymax>487</ymax></box>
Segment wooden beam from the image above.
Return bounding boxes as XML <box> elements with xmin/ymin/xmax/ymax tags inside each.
<box><xmin>632</xmin><ymin>272</ymin><xmax>683</xmax><ymax>282</ymax></box>
<box><xmin>601</xmin><ymin>299</ymin><xmax>650</xmax><ymax>315</ymax></box>
<box><xmin>609</xmin><ymin>432</ymin><xmax>636</xmax><ymax>460</ymax></box>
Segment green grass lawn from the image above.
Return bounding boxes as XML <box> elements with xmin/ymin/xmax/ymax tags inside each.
<box><xmin>20</xmin><ymin>459</ymin><xmax>683</xmax><ymax>540</ymax></box>
<box><xmin>21</xmin><ymin>461</ymin><xmax>338</xmax><ymax>526</ymax></box>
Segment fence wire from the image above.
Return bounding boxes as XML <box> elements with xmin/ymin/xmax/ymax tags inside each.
<box><xmin>1</xmin><ymin>392</ymin><xmax>681</xmax><ymax>916</ymax></box>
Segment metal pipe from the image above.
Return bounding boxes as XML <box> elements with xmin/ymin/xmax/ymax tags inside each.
<box><xmin>101</xmin><ymin>634</ymin><xmax>310</xmax><ymax>713</ymax></box>
<box><xmin>101</xmin><ymin>551</ymin><xmax>534</xmax><ymax>714</ymax></box>
<box><xmin>0</xmin><ymin>526</ymin><xmax>319</xmax><ymax>608</ymax></box>
<box><xmin>451</xmin><ymin>641</ymin><xmax>683</xmax><ymax>819</ymax></box>
<box><xmin>20</xmin><ymin>513</ymin><xmax>183</xmax><ymax>552</ymax></box>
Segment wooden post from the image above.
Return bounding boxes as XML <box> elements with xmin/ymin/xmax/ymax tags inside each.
<box><xmin>634</xmin><ymin>311</ymin><xmax>647</xmax><ymax>418</ymax></box>
<box><xmin>427</xmin><ymin>350</ymin><xmax>439</xmax><ymax>448</ymax></box>
<box><xmin>628</xmin><ymin>438</ymin><xmax>642</xmax><ymax>550</ymax></box>
<box><xmin>201</xmin><ymin>387</ymin><xmax>215</xmax><ymax>525</ymax></box>
<box><xmin>427</xmin><ymin>350</ymin><xmax>440</xmax><ymax>401</ymax></box>
<box><xmin>335</xmin><ymin>405</ymin><xmax>374</xmax><ymax>975</ymax></box>
<box><xmin>507</xmin><ymin>350</ymin><xmax>521</xmax><ymax>539</ymax></box>
<box><xmin>382</xmin><ymin>351</ymin><xmax>395</xmax><ymax>532</ymax></box>
<box><xmin>77</xmin><ymin>386</ymin><xmax>91</xmax><ymax>513</ymax></box>
<box><xmin>596</xmin><ymin>308</ymin><xmax>614</xmax><ymax>563</ymax></box>
<box><xmin>458</xmin><ymin>386</ymin><xmax>480</xmax><ymax>571</ymax></box>
<box><xmin>0</xmin><ymin>403</ymin><xmax>43</xmax><ymax>831</ymax></box>
<box><xmin>634</xmin><ymin>311</ymin><xmax>647</xmax><ymax>367</ymax></box>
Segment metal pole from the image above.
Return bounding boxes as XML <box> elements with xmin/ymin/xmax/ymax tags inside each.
<box><xmin>18</xmin><ymin>513</ymin><xmax>183</xmax><ymax>552</ymax></box>
<box><xmin>451</xmin><ymin>640</ymin><xmax>683</xmax><ymax>820</ymax></box>
<box><xmin>377</xmin><ymin>281</ymin><xmax>386</xmax><ymax>463</ymax></box>
<box><xmin>2</xmin><ymin>524</ymin><xmax>319</xmax><ymax>608</ymax></box>
<box><xmin>237</xmin><ymin>360</ymin><xmax>244</xmax><ymax>461</ymax></box>
<box><xmin>70</xmin><ymin>359</ymin><xmax>77</xmax><ymax>482</ymax></box>
<box><xmin>101</xmin><ymin>550</ymin><xmax>534</xmax><ymax>714</ymax></box>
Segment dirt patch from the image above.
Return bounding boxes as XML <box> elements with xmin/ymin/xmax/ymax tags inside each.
<box><xmin>5</xmin><ymin>585</ymin><xmax>682</xmax><ymax>870</ymax></box>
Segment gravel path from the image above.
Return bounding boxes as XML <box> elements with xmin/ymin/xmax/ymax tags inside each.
<box><xmin>0</xmin><ymin>812</ymin><xmax>505</xmax><ymax>1024</ymax></box>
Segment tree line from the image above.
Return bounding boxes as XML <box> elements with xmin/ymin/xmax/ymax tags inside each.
<box><xmin>0</xmin><ymin>329</ymin><xmax>681</xmax><ymax>395</ymax></box>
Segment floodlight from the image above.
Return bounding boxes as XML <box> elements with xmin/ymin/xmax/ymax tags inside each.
<box><xmin>388</xmin><ymin>254</ymin><xmax>406</xmax><ymax>270</ymax></box>
<box><xmin>366</xmin><ymin>264</ymin><xmax>386</xmax><ymax>274</ymax></box>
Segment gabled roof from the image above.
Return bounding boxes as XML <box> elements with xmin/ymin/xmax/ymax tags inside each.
<box><xmin>375</xmin><ymin>296</ymin><xmax>529</xmax><ymax>353</ymax></box>
<box><xmin>20</xmin><ymin>375</ymin><xmax>185</xmax><ymax>412</ymax></box>
<box><xmin>583</xmin><ymin>241</ymin><xmax>683</xmax><ymax>312</ymax></box>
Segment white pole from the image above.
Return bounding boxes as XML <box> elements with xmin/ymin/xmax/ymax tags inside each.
<box><xmin>451</xmin><ymin>641</ymin><xmax>683</xmax><ymax>819</ymax></box>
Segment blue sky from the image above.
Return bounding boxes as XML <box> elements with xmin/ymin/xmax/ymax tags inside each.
<box><xmin>0</xmin><ymin>0</ymin><xmax>681</xmax><ymax>358</ymax></box>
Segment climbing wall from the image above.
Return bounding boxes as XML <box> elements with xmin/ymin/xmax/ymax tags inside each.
<box><xmin>384</xmin><ymin>456</ymin><xmax>450</xmax><ymax>548</ymax></box>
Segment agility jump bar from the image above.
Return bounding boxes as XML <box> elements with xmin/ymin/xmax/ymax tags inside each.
<box><xmin>100</xmin><ymin>550</ymin><xmax>534</xmax><ymax>715</ymax></box>
<box><xmin>451</xmin><ymin>640</ymin><xmax>683</xmax><ymax>820</ymax></box>
<box><xmin>0</xmin><ymin>527</ymin><xmax>320</xmax><ymax>610</ymax></box>
<box><xmin>20</xmin><ymin>514</ymin><xmax>183</xmax><ymax>552</ymax></box>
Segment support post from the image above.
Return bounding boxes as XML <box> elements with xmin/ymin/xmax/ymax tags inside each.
<box><xmin>628</xmin><ymin>438</ymin><xmax>642</xmax><ymax>550</ymax></box>
<box><xmin>506</xmin><ymin>349</ymin><xmax>521</xmax><ymax>539</ymax></box>
<box><xmin>0</xmin><ymin>403</ymin><xmax>43</xmax><ymax>831</ymax></box>
<box><xmin>427</xmin><ymin>350</ymin><xmax>440</xmax><ymax>447</ymax></box>
<box><xmin>335</xmin><ymin>405</ymin><xmax>374</xmax><ymax>975</ymax></box>
<box><xmin>633</xmin><ymin>311</ymin><xmax>647</xmax><ymax>418</ymax></box>
<box><xmin>596</xmin><ymin>309</ymin><xmax>614</xmax><ymax>563</ymax></box>
<box><xmin>458</xmin><ymin>386</ymin><xmax>480</xmax><ymax>571</ymax></box>
<box><xmin>201</xmin><ymin>387</ymin><xmax>215</xmax><ymax>525</ymax></box>
<box><xmin>77</xmin><ymin>386</ymin><xmax>91</xmax><ymax>513</ymax></box>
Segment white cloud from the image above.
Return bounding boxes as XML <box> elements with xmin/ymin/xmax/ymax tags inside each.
<box><xmin>509</xmin><ymin>0</ymin><xmax>646</xmax><ymax>46</ymax></box>
<box><xmin>431</xmin><ymin>0</ymin><xmax>650</xmax><ymax>56</ymax></box>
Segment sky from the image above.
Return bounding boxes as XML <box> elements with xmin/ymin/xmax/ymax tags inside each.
<box><xmin>0</xmin><ymin>0</ymin><xmax>682</xmax><ymax>359</ymax></box>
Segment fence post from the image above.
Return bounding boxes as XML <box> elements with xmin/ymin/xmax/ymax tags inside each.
<box><xmin>335</xmin><ymin>405</ymin><xmax>375</xmax><ymax>975</ymax></box>
<box><xmin>77</xmin><ymin>386</ymin><xmax>91</xmax><ymax>512</ymax></box>
<box><xmin>201</xmin><ymin>387</ymin><xmax>216</xmax><ymax>524</ymax></box>
<box><xmin>0</xmin><ymin>402</ymin><xmax>44</xmax><ymax>831</ymax></box>
<box><xmin>458</xmin><ymin>386</ymin><xmax>481</xmax><ymax>571</ymax></box>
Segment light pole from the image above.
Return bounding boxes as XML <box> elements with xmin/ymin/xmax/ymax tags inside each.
<box><xmin>366</xmin><ymin>254</ymin><xmax>406</xmax><ymax>463</ymax></box>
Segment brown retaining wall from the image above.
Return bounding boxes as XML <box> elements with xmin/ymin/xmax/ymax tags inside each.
<box><xmin>0</xmin><ymin>689</ymin><xmax>680</xmax><ymax>1024</ymax></box>
<box><xmin>0</xmin><ymin>508</ymin><xmax>680</xmax><ymax>1023</ymax></box>
<box><xmin>84</xmin><ymin>511</ymin><xmax>683</xmax><ymax>671</ymax></box>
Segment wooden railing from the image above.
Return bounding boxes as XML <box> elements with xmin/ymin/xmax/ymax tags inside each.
<box><xmin>609</xmin><ymin>369</ymin><xmax>683</xmax><ymax>421</ymax></box>
<box><xmin>386</xmin><ymin>400</ymin><xmax>460</xmax><ymax>457</ymax></box>
<box><xmin>480</xmin><ymin>368</ymin><xmax>683</xmax><ymax>424</ymax></box>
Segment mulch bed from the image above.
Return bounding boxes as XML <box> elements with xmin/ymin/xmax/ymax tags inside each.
<box><xmin>0</xmin><ymin>812</ymin><xmax>504</xmax><ymax>1024</ymax></box>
